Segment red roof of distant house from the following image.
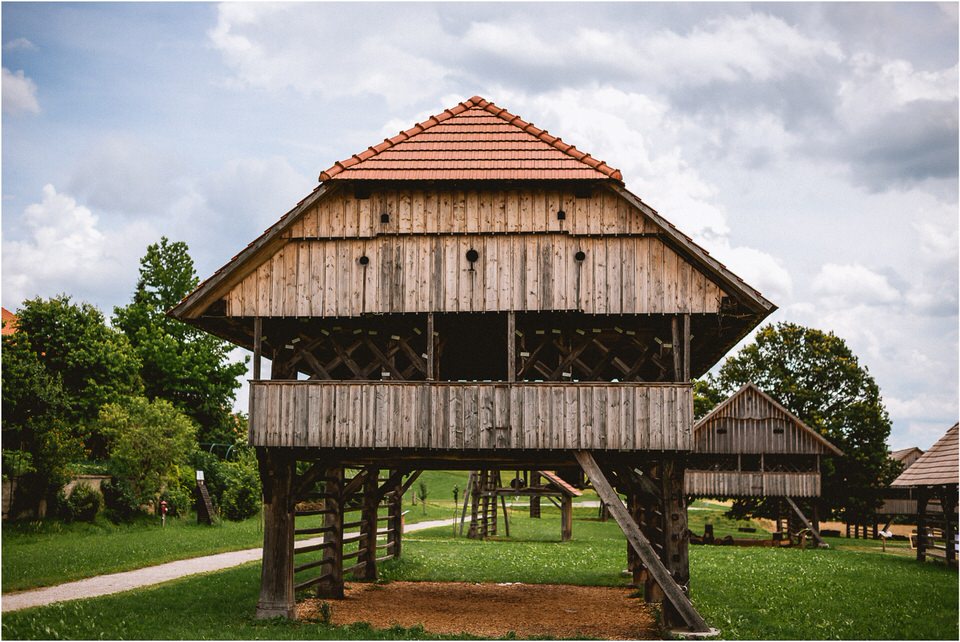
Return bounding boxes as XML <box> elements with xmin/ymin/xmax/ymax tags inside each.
<box><xmin>1</xmin><ymin>308</ymin><xmax>17</xmax><ymax>336</ymax></box>
<box><xmin>319</xmin><ymin>96</ymin><xmax>623</xmax><ymax>183</ymax></box>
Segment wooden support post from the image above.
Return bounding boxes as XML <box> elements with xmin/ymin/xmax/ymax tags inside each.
<box><xmin>358</xmin><ymin>467</ymin><xmax>380</xmax><ymax>580</ymax></box>
<box><xmin>785</xmin><ymin>497</ymin><xmax>828</xmax><ymax>548</ymax></box>
<box><xmin>941</xmin><ymin>487</ymin><xmax>956</xmax><ymax>564</ymax></box>
<box><xmin>507</xmin><ymin>312</ymin><xmax>516</xmax><ymax>382</ymax></box>
<box><xmin>468</xmin><ymin>472</ymin><xmax>482</xmax><ymax>539</ymax></box>
<box><xmin>316</xmin><ymin>467</ymin><xmax>344</xmax><ymax>598</ymax></box>
<box><xmin>575</xmin><ymin>451</ymin><xmax>709</xmax><ymax>633</ymax></box>
<box><xmin>389</xmin><ymin>470</ymin><xmax>403</xmax><ymax>559</ymax></box>
<box><xmin>255</xmin><ymin>447</ymin><xmax>297</xmax><ymax>619</ymax></box>
<box><xmin>682</xmin><ymin>314</ymin><xmax>690</xmax><ymax>381</ymax></box>
<box><xmin>530</xmin><ymin>471</ymin><xmax>541</xmax><ymax>518</ymax></box>
<box><xmin>253</xmin><ymin>317</ymin><xmax>262</xmax><ymax>380</ymax></box>
<box><xmin>660</xmin><ymin>459</ymin><xmax>690</xmax><ymax>628</ymax></box>
<box><xmin>426</xmin><ymin>312</ymin><xmax>435</xmax><ymax>381</ymax></box>
<box><xmin>916</xmin><ymin>488</ymin><xmax>928</xmax><ymax>562</ymax></box>
<box><xmin>671</xmin><ymin>316</ymin><xmax>681</xmax><ymax>382</ymax></box>
<box><xmin>560</xmin><ymin>494</ymin><xmax>573</xmax><ymax>542</ymax></box>
<box><xmin>627</xmin><ymin>489</ymin><xmax>644</xmax><ymax>586</ymax></box>
<box><xmin>459</xmin><ymin>471</ymin><xmax>475</xmax><ymax>536</ymax></box>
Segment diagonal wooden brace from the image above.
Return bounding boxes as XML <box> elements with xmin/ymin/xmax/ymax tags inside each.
<box><xmin>575</xmin><ymin>451</ymin><xmax>709</xmax><ymax>633</ymax></box>
<box><xmin>785</xmin><ymin>497</ymin><xmax>829</xmax><ymax>548</ymax></box>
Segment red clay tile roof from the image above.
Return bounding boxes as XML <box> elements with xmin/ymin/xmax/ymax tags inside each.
<box><xmin>2</xmin><ymin>308</ymin><xmax>17</xmax><ymax>336</ymax></box>
<box><xmin>319</xmin><ymin>96</ymin><xmax>623</xmax><ymax>183</ymax></box>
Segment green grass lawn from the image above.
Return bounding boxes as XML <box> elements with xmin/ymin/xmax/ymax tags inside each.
<box><xmin>3</xmin><ymin>504</ymin><xmax>956</xmax><ymax>640</ymax></box>
<box><xmin>1</xmin><ymin>514</ymin><xmax>266</xmax><ymax>593</ymax></box>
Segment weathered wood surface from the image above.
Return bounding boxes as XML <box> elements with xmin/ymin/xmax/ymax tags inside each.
<box><xmin>225</xmin><ymin>234</ymin><xmax>724</xmax><ymax>317</ymax></box>
<box><xmin>250</xmin><ymin>381</ymin><xmax>693</xmax><ymax>452</ymax></box>
<box><xmin>693</xmin><ymin>385</ymin><xmax>839</xmax><ymax>455</ymax></box>
<box><xmin>575</xmin><ymin>451</ymin><xmax>709</xmax><ymax>632</ymax></box>
<box><xmin>285</xmin><ymin>187</ymin><xmax>657</xmax><ymax>239</ymax></box>
<box><xmin>684</xmin><ymin>470</ymin><xmax>821</xmax><ymax>497</ymax></box>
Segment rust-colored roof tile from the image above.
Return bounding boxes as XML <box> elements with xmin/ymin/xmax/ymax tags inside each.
<box><xmin>319</xmin><ymin>96</ymin><xmax>623</xmax><ymax>183</ymax></box>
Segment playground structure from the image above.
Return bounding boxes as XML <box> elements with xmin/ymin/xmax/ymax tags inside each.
<box><xmin>890</xmin><ymin>423</ymin><xmax>958</xmax><ymax>564</ymax></box>
<box><xmin>459</xmin><ymin>470</ymin><xmax>581</xmax><ymax>541</ymax></box>
<box><xmin>170</xmin><ymin>96</ymin><xmax>777</xmax><ymax>633</ymax></box>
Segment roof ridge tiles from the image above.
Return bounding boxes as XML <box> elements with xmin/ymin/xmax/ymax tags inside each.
<box><xmin>319</xmin><ymin>95</ymin><xmax>623</xmax><ymax>182</ymax></box>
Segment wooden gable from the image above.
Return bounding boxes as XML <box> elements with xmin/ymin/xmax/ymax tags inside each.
<box><xmin>693</xmin><ymin>383</ymin><xmax>843</xmax><ymax>456</ymax></box>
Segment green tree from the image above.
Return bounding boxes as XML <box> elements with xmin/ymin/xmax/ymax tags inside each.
<box><xmin>705</xmin><ymin>322</ymin><xmax>897</xmax><ymax>520</ymax></box>
<box><xmin>1</xmin><ymin>331</ymin><xmax>83</xmax><ymax>515</ymax></box>
<box><xmin>98</xmin><ymin>396</ymin><xmax>197</xmax><ymax>511</ymax></box>
<box><xmin>12</xmin><ymin>296</ymin><xmax>142</xmax><ymax>458</ymax></box>
<box><xmin>113</xmin><ymin>238</ymin><xmax>248</xmax><ymax>444</ymax></box>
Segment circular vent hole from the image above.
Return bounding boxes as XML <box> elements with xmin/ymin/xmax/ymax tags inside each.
<box><xmin>358</xmin><ymin>255</ymin><xmax>370</xmax><ymax>266</ymax></box>
<box><xmin>466</xmin><ymin>249</ymin><xmax>479</xmax><ymax>263</ymax></box>
<box><xmin>575</xmin><ymin>251</ymin><xmax>586</xmax><ymax>262</ymax></box>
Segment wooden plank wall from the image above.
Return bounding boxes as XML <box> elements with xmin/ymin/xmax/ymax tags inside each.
<box><xmin>684</xmin><ymin>470</ymin><xmax>821</xmax><ymax>497</ymax></box>
<box><xmin>693</xmin><ymin>389</ymin><xmax>830</xmax><ymax>455</ymax></box>
<box><xmin>249</xmin><ymin>381</ymin><xmax>692</xmax><ymax>452</ymax></box>
<box><xmin>226</xmin><ymin>235</ymin><xmax>723</xmax><ymax>317</ymax></box>
<box><xmin>285</xmin><ymin>188</ymin><xmax>658</xmax><ymax>239</ymax></box>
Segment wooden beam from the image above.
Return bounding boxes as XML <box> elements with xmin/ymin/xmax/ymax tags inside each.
<box><xmin>426</xmin><ymin>313</ymin><xmax>435</xmax><ymax>381</ymax></box>
<box><xmin>397</xmin><ymin>470</ymin><xmax>424</xmax><ymax>497</ymax></box>
<box><xmin>671</xmin><ymin>316</ymin><xmax>681</xmax><ymax>382</ymax></box>
<box><xmin>574</xmin><ymin>451</ymin><xmax>709</xmax><ymax>633</ymax></box>
<box><xmin>316</xmin><ymin>467</ymin><xmax>344</xmax><ymax>598</ymax></box>
<box><xmin>785</xmin><ymin>497</ymin><xmax>829</xmax><ymax>548</ymax></box>
<box><xmin>255</xmin><ymin>448</ymin><xmax>297</xmax><ymax>619</ymax></box>
<box><xmin>253</xmin><ymin>317</ymin><xmax>262</xmax><ymax>380</ymax></box>
<box><xmin>682</xmin><ymin>314</ymin><xmax>690</xmax><ymax>381</ymax></box>
<box><xmin>507</xmin><ymin>312</ymin><xmax>516</xmax><ymax>382</ymax></box>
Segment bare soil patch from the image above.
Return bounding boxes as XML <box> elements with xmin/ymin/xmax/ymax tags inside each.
<box><xmin>298</xmin><ymin>581</ymin><xmax>659</xmax><ymax>640</ymax></box>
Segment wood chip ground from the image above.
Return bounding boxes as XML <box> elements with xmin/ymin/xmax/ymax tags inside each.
<box><xmin>297</xmin><ymin>581</ymin><xmax>659</xmax><ymax>640</ymax></box>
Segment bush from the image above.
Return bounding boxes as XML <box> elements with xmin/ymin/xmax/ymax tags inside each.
<box><xmin>219</xmin><ymin>451</ymin><xmax>261</xmax><ymax>521</ymax></box>
<box><xmin>158</xmin><ymin>484</ymin><xmax>192</xmax><ymax>519</ymax></box>
<box><xmin>62</xmin><ymin>482</ymin><xmax>103</xmax><ymax>522</ymax></box>
<box><xmin>101</xmin><ymin>478</ymin><xmax>140</xmax><ymax>522</ymax></box>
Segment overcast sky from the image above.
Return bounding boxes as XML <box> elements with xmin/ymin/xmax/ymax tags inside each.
<box><xmin>2</xmin><ymin>2</ymin><xmax>957</xmax><ymax>450</ymax></box>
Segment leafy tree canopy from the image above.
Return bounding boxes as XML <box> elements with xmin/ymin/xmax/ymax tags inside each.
<box><xmin>1</xmin><ymin>332</ymin><xmax>83</xmax><ymax>512</ymax></box>
<box><xmin>113</xmin><ymin>237</ymin><xmax>248</xmax><ymax>445</ymax></box>
<box><xmin>98</xmin><ymin>396</ymin><xmax>197</xmax><ymax>510</ymax></box>
<box><xmin>700</xmin><ymin>322</ymin><xmax>897</xmax><ymax>519</ymax></box>
<box><xmin>12</xmin><ymin>295</ymin><xmax>142</xmax><ymax>457</ymax></box>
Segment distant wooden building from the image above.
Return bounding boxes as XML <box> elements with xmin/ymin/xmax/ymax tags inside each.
<box><xmin>170</xmin><ymin>96</ymin><xmax>776</xmax><ymax>632</ymax></box>
<box><xmin>685</xmin><ymin>383</ymin><xmax>841</xmax><ymax>544</ymax></box>
<box><xmin>890</xmin><ymin>423</ymin><xmax>958</xmax><ymax>564</ymax></box>
<box><xmin>891</xmin><ymin>447</ymin><xmax>924</xmax><ymax>472</ymax></box>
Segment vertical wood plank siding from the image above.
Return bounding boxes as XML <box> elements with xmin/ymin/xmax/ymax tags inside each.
<box><xmin>250</xmin><ymin>382</ymin><xmax>692</xmax><ymax>452</ymax></box>
<box><xmin>226</xmin><ymin>235</ymin><xmax>723</xmax><ymax>316</ymax></box>
<box><xmin>693</xmin><ymin>387</ymin><xmax>832</xmax><ymax>455</ymax></box>
<box><xmin>286</xmin><ymin>188</ymin><xmax>657</xmax><ymax>239</ymax></box>
<box><xmin>683</xmin><ymin>470</ymin><xmax>821</xmax><ymax>497</ymax></box>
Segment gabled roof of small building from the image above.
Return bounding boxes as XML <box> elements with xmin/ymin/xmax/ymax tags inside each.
<box><xmin>891</xmin><ymin>423</ymin><xmax>958</xmax><ymax>487</ymax></box>
<box><xmin>319</xmin><ymin>96</ymin><xmax>622</xmax><ymax>183</ymax></box>
<box><xmin>694</xmin><ymin>382</ymin><xmax>843</xmax><ymax>456</ymax></box>
<box><xmin>890</xmin><ymin>446</ymin><xmax>923</xmax><ymax>462</ymax></box>
<box><xmin>539</xmin><ymin>471</ymin><xmax>583</xmax><ymax>497</ymax></box>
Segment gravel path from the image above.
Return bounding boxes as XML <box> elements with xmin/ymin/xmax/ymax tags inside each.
<box><xmin>1</xmin><ymin>517</ymin><xmax>457</xmax><ymax>613</ymax></box>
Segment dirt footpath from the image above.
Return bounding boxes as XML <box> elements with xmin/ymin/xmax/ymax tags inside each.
<box><xmin>298</xmin><ymin>581</ymin><xmax>658</xmax><ymax>640</ymax></box>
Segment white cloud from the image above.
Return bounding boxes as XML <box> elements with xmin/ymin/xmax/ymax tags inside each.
<box><xmin>2</xmin><ymin>67</ymin><xmax>39</xmax><ymax>114</ymax></box>
<box><xmin>4</xmin><ymin>38</ymin><xmax>37</xmax><ymax>52</ymax></box>
<box><xmin>2</xmin><ymin>185</ymin><xmax>155</xmax><ymax>308</ymax></box>
<box><xmin>812</xmin><ymin>263</ymin><xmax>901</xmax><ymax>307</ymax></box>
<box><xmin>208</xmin><ymin>3</ymin><xmax>453</xmax><ymax>106</ymax></box>
<box><xmin>69</xmin><ymin>136</ymin><xmax>189</xmax><ymax>215</ymax></box>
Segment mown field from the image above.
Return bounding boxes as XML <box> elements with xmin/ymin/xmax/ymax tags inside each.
<box><xmin>3</xmin><ymin>499</ymin><xmax>956</xmax><ymax>640</ymax></box>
